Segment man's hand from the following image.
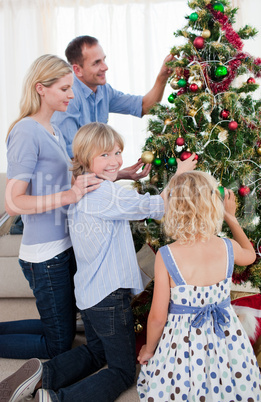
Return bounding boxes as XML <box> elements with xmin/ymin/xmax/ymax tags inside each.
<box><xmin>116</xmin><ymin>160</ymin><xmax>151</xmax><ymax>181</ymax></box>
<box><xmin>158</xmin><ymin>53</ymin><xmax>175</xmax><ymax>83</ymax></box>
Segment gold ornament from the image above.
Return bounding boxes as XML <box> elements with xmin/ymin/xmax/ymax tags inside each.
<box><xmin>141</xmin><ymin>151</ymin><xmax>154</xmax><ymax>164</ymax></box>
<box><xmin>193</xmin><ymin>79</ymin><xmax>203</xmax><ymax>89</ymax></box>
<box><xmin>164</xmin><ymin>118</ymin><xmax>172</xmax><ymax>125</ymax></box>
<box><xmin>188</xmin><ymin>109</ymin><xmax>197</xmax><ymax>117</ymax></box>
<box><xmin>134</xmin><ymin>321</ymin><xmax>144</xmax><ymax>333</ymax></box>
<box><xmin>175</xmin><ymin>67</ymin><xmax>184</xmax><ymax>78</ymax></box>
<box><xmin>257</xmin><ymin>147</ymin><xmax>261</xmax><ymax>156</ymax></box>
<box><xmin>150</xmin><ymin>174</ymin><xmax>159</xmax><ymax>184</ymax></box>
<box><xmin>170</xmin><ymin>77</ymin><xmax>179</xmax><ymax>90</ymax></box>
<box><xmin>154</xmin><ymin>216</ymin><xmax>165</xmax><ymax>225</ymax></box>
<box><xmin>202</xmin><ymin>29</ymin><xmax>211</xmax><ymax>39</ymax></box>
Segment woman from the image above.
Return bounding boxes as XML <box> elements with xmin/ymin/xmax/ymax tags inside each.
<box><xmin>1</xmin><ymin>54</ymin><xmax>102</xmax><ymax>359</ymax></box>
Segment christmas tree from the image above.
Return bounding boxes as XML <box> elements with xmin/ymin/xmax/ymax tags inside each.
<box><xmin>134</xmin><ymin>0</ymin><xmax>261</xmax><ymax>291</ymax></box>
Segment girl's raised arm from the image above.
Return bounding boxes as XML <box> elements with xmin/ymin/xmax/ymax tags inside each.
<box><xmin>224</xmin><ymin>189</ymin><xmax>256</xmax><ymax>266</ymax></box>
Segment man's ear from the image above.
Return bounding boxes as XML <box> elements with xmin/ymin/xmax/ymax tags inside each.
<box><xmin>72</xmin><ymin>64</ymin><xmax>82</xmax><ymax>78</ymax></box>
<box><xmin>35</xmin><ymin>82</ymin><xmax>45</xmax><ymax>95</ymax></box>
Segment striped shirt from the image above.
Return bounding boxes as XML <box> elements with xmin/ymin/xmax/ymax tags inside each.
<box><xmin>68</xmin><ymin>180</ymin><xmax>164</xmax><ymax>309</ymax></box>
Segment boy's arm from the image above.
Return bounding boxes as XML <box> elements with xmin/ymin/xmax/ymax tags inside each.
<box><xmin>224</xmin><ymin>189</ymin><xmax>256</xmax><ymax>266</ymax></box>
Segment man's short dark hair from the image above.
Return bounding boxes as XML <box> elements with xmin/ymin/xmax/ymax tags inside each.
<box><xmin>65</xmin><ymin>35</ymin><xmax>98</xmax><ymax>66</ymax></box>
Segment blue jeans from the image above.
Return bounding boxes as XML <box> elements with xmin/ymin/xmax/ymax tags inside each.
<box><xmin>0</xmin><ymin>247</ymin><xmax>76</xmax><ymax>359</ymax></box>
<box><xmin>42</xmin><ymin>288</ymin><xmax>136</xmax><ymax>402</ymax></box>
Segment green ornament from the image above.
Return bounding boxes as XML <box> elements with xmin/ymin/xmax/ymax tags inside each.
<box><xmin>178</xmin><ymin>78</ymin><xmax>187</xmax><ymax>88</ymax></box>
<box><xmin>215</xmin><ymin>65</ymin><xmax>228</xmax><ymax>77</ymax></box>
<box><xmin>168</xmin><ymin>93</ymin><xmax>176</xmax><ymax>104</ymax></box>
<box><xmin>217</xmin><ymin>185</ymin><xmax>225</xmax><ymax>199</ymax></box>
<box><xmin>213</xmin><ymin>2</ymin><xmax>224</xmax><ymax>13</ymax></box>
<box><xmin>168</xmin><ymin>157</ymin><xmax>177</xmax><ymax>166</ymax></box>
<box><xmin>189</xmin><ymin>12</ymin><xmax>198</xmax><ymax>22</ymax></box>
<box><xmin>154</xmin><ymin>158</ymin><xmax>162</xmax><ymax>167</ymax></box>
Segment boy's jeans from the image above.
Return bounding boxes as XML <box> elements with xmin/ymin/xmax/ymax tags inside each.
<box><xmin>43</xmin><ymin>288</ymin><xmax>136</xmax><ymax>402</ymax></box>
<box><xmin>0</xmin><ymin>247</ymin><xmax>76</xmax><ymax>359</ymax></box>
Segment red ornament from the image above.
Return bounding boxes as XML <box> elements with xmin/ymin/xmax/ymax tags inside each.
<box><xmin>220</xmin><ymin>109</ymin><xmax>230</xmax><ymax>119</ymax></box>
<box><xmin>189</xmin><ymin>83</ymin><xmax>198</xmax><ymax>92</ymax></box>
<box><xmin>177</xmin><ymin>88</ymin><xmax>186</xmax><ymax>96</ymax></box>
<box><xmin>247</xmin><ymin>77</ymin><xmax>256</xmax><ymax>84</ymax></box>
<box><xmin>180</xmin><ymin>151</ymin><xmax>192</xmax><ymax>161</ymax></box>
<box><xmin>228</xmin><ymin>121</ymin><xmax>238</xmax><ymax>131</ymax></box>
<box><xmin>238</xmin><ymin>185</ymin><xmax>250</xmax><ymax>197</ymax></box>
<box><xmin>175</xmin><ymin>136</ymin><xmax>185</xmax><ymax>146</ymax></box>
<box><xmin>193</xmin><ymin>36</ymin><xmax>205</xmax><ymax>50</ymax></box>
<box><xmin>194</xmin><ymin>154</ymin><xmax>199</xmax><ymax>160</ymax></box>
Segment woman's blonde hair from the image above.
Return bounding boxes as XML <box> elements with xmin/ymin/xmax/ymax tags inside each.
<box><xmin>164</xmin><ymin>171</ymin><xmax>224</xmax><ymax>244</ymax></box>
<box><xmin>71</xmin><ymin>122</ymin><xmax>124</xmax><ymax>178</ymax></box>
<box><xmin>6</xmin><ymin>54</ymin><xmax>72</xmax><ymax>139</ymax></box>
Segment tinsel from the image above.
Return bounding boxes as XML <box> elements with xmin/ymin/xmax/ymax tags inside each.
<box><xmin>206</xmin><ymin>4</ymin><xmax>243</xmax><ymax>51</ymax></box>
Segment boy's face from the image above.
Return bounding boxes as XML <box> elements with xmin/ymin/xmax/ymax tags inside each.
<box><xmin>90</xmin><ymin>143</ymin><xmax>123</xmax><ymax>181</ymax></box>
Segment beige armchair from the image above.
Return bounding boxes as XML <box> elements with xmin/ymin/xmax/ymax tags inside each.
<box><xmin>0</xmin><ymin>172</ymin><xmax>33</xmax><ymax>297</ymax></box>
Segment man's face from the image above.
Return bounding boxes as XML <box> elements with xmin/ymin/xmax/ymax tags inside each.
<box><xmin>73</xmin><ymin>44</ymin><xmax>108</xmax><ymax>92</ymax></box>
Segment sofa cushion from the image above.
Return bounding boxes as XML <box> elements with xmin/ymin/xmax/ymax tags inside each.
<box><xmin>0</xmin><ymin>234</ymin><xmax>22</xmax><ymax>257</ymax></box>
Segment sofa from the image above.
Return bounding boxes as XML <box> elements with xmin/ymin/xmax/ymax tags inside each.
<box><xmin>0</xmin><ymin>172</ymin><xmax>33</xmax><ymax>298</ymax></box>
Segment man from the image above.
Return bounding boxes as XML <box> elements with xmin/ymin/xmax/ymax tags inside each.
<box><xmin>52</xmin><ymin>35</ymin><xmax>174</xmax><ymax>180</ymax></box>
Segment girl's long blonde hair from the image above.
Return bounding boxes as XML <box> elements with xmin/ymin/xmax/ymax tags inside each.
<box><xmin>164</xmin><ymin>171</ymin><xmax>224</xmax><ymax>244</ymax></box>
<box><xmin>71</xmin><ymin>122</ymin><xmax>124</xmax><ymax>178</ymax></box>
<box><xmin>6</xmin><ymin>54</ymin><xmax>72</xmax><ymax>139</ymax></box>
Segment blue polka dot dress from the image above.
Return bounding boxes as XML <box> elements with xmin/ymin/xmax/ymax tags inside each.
<box><xmin>137</xmin><ymin>238</ymin><xmax>261</xmax><ymax>401</ymax></box>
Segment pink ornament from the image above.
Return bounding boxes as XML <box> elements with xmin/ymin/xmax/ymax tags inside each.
<box><xmin>220</xmin><ymin>109</ymin><xmax>230</xmax><ymax>119</ymax></box>
<box><xmin>193</xmin><ymin>36</ymin><xmax>205</xmax><ymax>50</ymax></box>
<box><xmin>177</xmin><ymin>88</ymin><xmax>186</xmax><ymax>96</ymax></box>
<box><xmin>238</xmin><ymin>185</ymin><xmax>250</xmax><ymax>197</ymax></box>
<box><xmin>175</xmin><ymin>137</ymin><xmax>185</xmax><ymax>146</ymax></box>
<box><xmin>228</xmin><ymin>121</ymin><xmax>238</xmax><ymax>131</ymax></box>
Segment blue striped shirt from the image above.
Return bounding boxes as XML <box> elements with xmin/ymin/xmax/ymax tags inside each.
<box><xmin>68</xmin><ymin>180</ymin><xmax>164</xmax><ymax>309</ymax></box>
<box><xmin>52</xmin><ymin>75</ymin><xmax>143</xmax><ymax>158</ymax></box>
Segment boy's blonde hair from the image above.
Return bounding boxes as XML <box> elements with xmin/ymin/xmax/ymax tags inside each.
<box><xmin>71</xmin><ymin>122</ymin><xmax>124</xmax><ymax>177</ymax></box>
<box><xmin>164</xmin><ymin>171</ymin><xmax>224</xmax><ymax>244</ymax></box>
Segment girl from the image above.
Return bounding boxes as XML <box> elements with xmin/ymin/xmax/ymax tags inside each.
<box><xmin>0</xmin><ymin>122</ymin><xmax>197</xmax><ymax>402</ymax></box>
<box><xmin>137</xmin><ymin>171</ymin><xmax>261</xmax><ymax>401</ymax></box>
<box><xmin>2</xmin><ymin>55</ymin><xmax>102</xmax><ymax>360</ymax></box>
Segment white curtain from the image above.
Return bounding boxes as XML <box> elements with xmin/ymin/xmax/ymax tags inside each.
<box><xmin>0</xmin><ymin>0</ymin><xmax>261</xmax><ymax>172</ymax></box>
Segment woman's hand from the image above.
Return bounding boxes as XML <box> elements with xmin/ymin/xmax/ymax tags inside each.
<box><xmin>68</xmin><ymin>173</ymin><xmax>103</xmax><ymax>203</ymax></box>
